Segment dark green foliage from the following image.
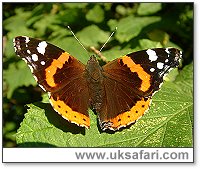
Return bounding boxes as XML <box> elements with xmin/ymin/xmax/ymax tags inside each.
<box><xmin>3</xmin><ymin>3</ymin><xmax>193</xmax><ymax>147</ymax></box>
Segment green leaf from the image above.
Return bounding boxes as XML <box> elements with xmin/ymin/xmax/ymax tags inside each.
<box><xmin>63</xmin><ymin>3</ymin><xmax>88</xmax><ymax>9</ymax></box>
<box><xmin>115</xmin><ymin>5</ymin><xmax>128</xmax><ymax>16</ymax></box>
<box><xmin>175</xmin><ymin>63</ymin><xmax>193</xmax><ymax>92</ymax></box>
<box><xmin>111</xmin><ymin>16</ymin><xmax>161</xmax><ymax>43</ymax></box>
<box><xmin>86</xmin><ymin>5</ymin><xmax>104</xmax><ymax>23</ymax></box>
<box><xmin>101</xmin><ymin>46</ymin><xmax>133</xmax><ymax>61</ymax></box>
<box><xmin>3</xmin><ymin>8</ymin><xmax>32</xmax><ymax>33</ymax></box>
<box><xmin>147</xmin><ymin>29</ymin><xmax>170</xmax><ymax>45</ymax></box>
<box><xmin>76</xmin><ymin>25</ymin><xmax>109</xmax><ymax>47</ymax></box>
<box><xmin>32</xmin><ymin>14</ymin><xmax>59</xmax><ymax>36</ymax></box>
<box><xmin>58</xmin><ymin>7</ymin><xmax>82</xmax><ymax>24</ymax></box>
<box><xmin>4</xmin><ymin>61</ymin><xmax>37</xmax><ymax>98</ymax></box>
<box><xmin>138</xmin><ymin>39</ymin><xmax>162</xmax><ymax>49</ymax></box>
<box><xmin>16</xmin><ymin>63</ymin><xmax>193</xmax><ymax>147</ymax></box>
<box><xmin>137</xmin><ymin>3</ymin><xmax>162</xmax><ymax>15</ymax></box>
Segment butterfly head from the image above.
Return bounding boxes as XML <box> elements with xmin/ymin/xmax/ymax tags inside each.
<box><xmin>86</xmin><ymin>55</ymin><xmax>100</xmax><ymax>67</ymax></box>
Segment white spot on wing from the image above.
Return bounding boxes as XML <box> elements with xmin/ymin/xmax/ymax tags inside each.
<box><xmin>165</xmin><ymin>48</ymin><xmax>171</xmax><ymax>57</ymax></box>
<box><xmin>41</xmin><ymin>61</ymin><xmax>45</xmax><ymax>65</ymax></box>
<box><xmin>150</xmin><ymin>68</ymin><xmax>155</xmax><ymax>72</ymax></box>
<box><xmin>165</xmin><ymin>48</ymin><xmax>170</xmax><ymax>54</ymax></box>
<box><xmin>157</xmin><ymin>62</ymin><xmax>164</xmax><ymax>69</ymax></box>
<box><xmin>32</xmin><ymin>54</ymin><xmax>38</xmax><ymax>61</ymax></box>
<box><xmin>27</xmin><ymin>49</ymin><xmax>31</xmax><ymax>54</ymax></box>
<box><xmin>22</xmin><ymin>36</ymin><xmax>30</xmax><ymax>43</ymax></box>
<box><xmin>37</xmin><ymin>41</ymin><xmax>47</xmax><ymax>55</ymax></box>
<box><xmin>146</xmin><ymin>49</ymin><xmax>158</xmax><ymax>62</ymax></box>
<box><xmin>165</xmin><ymin>59</ymin><xmax>169</xmax><ymax>63</ymax></box>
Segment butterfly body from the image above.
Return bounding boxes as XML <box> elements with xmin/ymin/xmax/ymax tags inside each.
<box><xmin>85</xmin><ymin>55</ymin><xmax>105</xmax><ymax>112</ymax></box>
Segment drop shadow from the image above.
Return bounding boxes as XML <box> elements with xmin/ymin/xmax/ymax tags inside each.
<box><xmin>33</xmin><ymin>102</ymin><xmax>86</xmax><ymax>135</ymax></box>
<box><xmin>17</xmin><ymin>142</ymin><xmax>57</xmax><ymax>147</ymax></box>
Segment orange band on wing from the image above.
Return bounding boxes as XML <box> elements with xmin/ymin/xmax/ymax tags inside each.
<box><xmin>50</xmin><ymin>96</ymin><xmax>90</xmax><ymax>128</ymax></box>
<box><xmin>121</xmin><ymin>56</ymin><xmax>151</xmax><ymax>92</ymax></box>
<box><xmin>108</xmin><ymin>98</ymin><xmax>151</xmax><ymax>130</ymax></box>
<box><xmin>45</xmin><ymin>52</ymin><xmax>70</xmax><ymax>87</ymax></box>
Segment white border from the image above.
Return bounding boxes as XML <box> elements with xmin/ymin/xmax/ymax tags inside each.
<box><xmin>3</xmin><ymin>148</ymin><xmax>193</xmax><ymax>162</ymax></box>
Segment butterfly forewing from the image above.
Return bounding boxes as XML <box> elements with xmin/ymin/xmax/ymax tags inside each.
<box><xmin>13</xmin><ymin>36</ymin><xmax>90</xmax><ymax>128</ymax></box>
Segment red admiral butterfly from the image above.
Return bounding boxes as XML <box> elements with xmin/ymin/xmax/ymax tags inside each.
<box><xmin>13</xmin><ymin>36</ymin><xmax>182</xmax><ymax>131</ymax></box>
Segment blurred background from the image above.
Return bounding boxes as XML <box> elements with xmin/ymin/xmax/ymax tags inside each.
<box><xmin>3</xmin><ymin>3</ymin><xmax>193</xmax><ymax>147</ymax></box>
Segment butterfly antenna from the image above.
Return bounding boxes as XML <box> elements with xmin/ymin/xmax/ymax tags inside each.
<box><xmin>67</xmin><ymin>26</ymin><xmax>90</xmax><ymax>57</ymax></box>
<box><xmin>98</xmin><ymin>27</ymin><xmax>117</xmax><ymax>54</ymax></box>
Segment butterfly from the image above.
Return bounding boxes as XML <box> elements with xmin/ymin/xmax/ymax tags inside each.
<box><xmin>13</xmin><ymin>36</ymin><xmax>182</xmax><ymax>131</ymax></box>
